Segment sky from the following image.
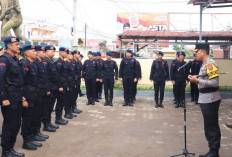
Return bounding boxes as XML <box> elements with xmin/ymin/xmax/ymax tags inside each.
<box><xmin>19</xmin><ymin>0</ymin><xmax>232</xmax><ymax>41</ymax></box>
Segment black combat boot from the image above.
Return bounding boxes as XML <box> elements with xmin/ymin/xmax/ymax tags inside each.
<box><xmin>128</xmin><ymin>100</ymin><xmax>133</xmax><ymax>107</ymax></box>
<box><xmin>86</xmin><ymin>99</ymin><xmax>91</xmax><ymax>105</ymax></box>
<box><xmin>123</xmin><ymin>101</ymin><xmax>128</xmax><ymax>106</ymax></box>
<box><xmin>38</xmin><ymin>130</ymin><xmax>49</xmax><ymax>139</ymax></box>
<box><xmin>10</xmin><ymin>148</ymin><xmax>25</xmax><ymax>157</ymax></box>
<box><xmin>109</xmin><ymin>99</ymin><xmax>113</xmax><ymax>106</ymax></box>
<box><xmin>34</xmin><ymin>134</ymin><xmax>46</xmax><ymax>141</ymax></box>
<box><xmin>155</xmin><ymin>100</ymin><xmax>159</xmax><ymax>108</ymax></box>
<box><xmin>64</xmin><ymin>113</ymin><xmax>73</xmax><ymax>119</ymax></box>
<box><xmin>175</xmin><ymin>100</ymin><xmax>179</xmax><ymax>108</ymax></box>
<box><xmin>199</xmin><ymin>148</ymin><xmax>219</xmax><ymax>157</ymax></box>
<box><xmin>30</xmin><ymin>135</ymin><xmax>42</xmax><ymax>147</ymax></box>
<box><xmin>95</xmin><ymin>98</ymin><xmax>99</xmax><ymax>102</ymax></box>
<box><xmin>91</xmin><ymin>98</ymin><xmax>95</xmax><ymax>105</ymax></box>
<box><xmin>1</xmin><ymin>149</ymin><xmax>14</xmax><ymax>157</ymax></box>
<box><xmin>104</xmin><ymin>98</ymin><xmax>108</xmax><ymax>106</ymax></box>
<box><xmin>43</xmin><ymin>123</ymin><xmax>56</xmax><ymax>132</ymax></box>
<box><xmin>72</xmin><ymin>107</ymin><xmax>82</xmax><ymax>114</ymax></box>
<box><xmin>49</xmin><ymin>123</ymin><xmax>59</xmax><ymax>129</ymax></box>
<box><xmin>98</xmin><ymin>92</ymin><xmax>102</xmax><ymax>99</ymax></box>
<box><xmin>180</xmin><ymin>100</ymin><xmax>185</xmax><ymax>108</ymax></box>
<box><xmin>160</xmin><ymin>100</ymin><xmax>164</xmax><ymax>108</ymax></box>
<box><xmin>55</xmin><ymin>118</ymin><xmax>68</xmax><ymax>125</ymax></box>
<box><xmin>22</xmin><ymin>136</ymin><xmax>37</xmax><ymax>150</ymax></box>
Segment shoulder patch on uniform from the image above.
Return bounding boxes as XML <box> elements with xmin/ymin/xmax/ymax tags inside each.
<box><xmin>43</xmin><ymin>62</ymin><xmax>47</xmax><ymax>65</ymax></box>
<box><xmin>206</xmin><ymin>62</ymin><xmax>219</xmax><ymax>79</ymax></box>
<box><xmin>58</xmin><ymin>63</ymin><xmax>62</xmax><ymax>65</ymax></box>
<box><xmin>0</xmin><ymin>63</ymin><xmax>6</xmax><ymax>71</ymax></box>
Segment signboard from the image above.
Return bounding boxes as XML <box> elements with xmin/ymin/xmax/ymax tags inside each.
<box><xmin>117</xmin><ymin>13</ymin><xmax>170</xmax><ymax>34</ymax></box>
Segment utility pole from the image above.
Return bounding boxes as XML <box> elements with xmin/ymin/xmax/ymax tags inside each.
<box><xmin>85</xmin><ymin>23</ymin><xmax>87</xmax><ymax>48</ymax></box>
<box><xmin>199</xmin><ymin>4</ymin><xmax>203</xmax><ymax>42</ymax></box>
<box><xmin>73</xmin><ymin>0</ymin><xmax>78</xmax><ymax>47</ymax></box>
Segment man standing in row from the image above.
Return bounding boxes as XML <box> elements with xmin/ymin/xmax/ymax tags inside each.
<box><xmin>150</xmin><ymin>51</ymin><xmax>169</xmax><ymax>108</ymax></box>
<box><xmin>43</xmin><ymin>45</ymin><xmax>66</xmax><ymax>130</ymax></box>
<box><xmin>132</xmin><ymin>52</ymin><xmax>141</xmax><ymax>103</ymax></box>
<box><xmin>102</xmin><ymin>52</ymin><xmax>118</xmax><ymax>106</ymax></box>
<box><xmin>119</xmin><ymin>49</ymin><xmax>138</xmax><ymax>107</ymax></box>
<box><xmin>20</xmin><ymin>45</ymin><xmax>42</xmax><ymax>150</ymax></box>
<box><xmin>96</xmin><ymin>52</ymin><xmax>104</xmax><ymax>100</ymax></box>
<box><xmin>33</xmin><ymin>45</ymin><xmax>49</xmax><ymax>141</ymax></box>
<box><xmin>171</xmin><ymin>52</ymin><xmax>189</xmax><ymax>108</ymax></box>
<box><xmin>82</xmin><ymin>51</ymin><xmax>100</xmax><ymax>105</ymax></box>
<box><xmin>0</xmin><ymin>36</ymin><xmax>25</xmax><ymax>157</ymax></box>
<box><xmin>190</xmin><ymin>53</ymin><xmax>202</xmax><ymax>104</ymax></box>
<box><xmin>72</xmin><ymin>50</ymin><xmax>82</xmax><ymax>114</ymax></box>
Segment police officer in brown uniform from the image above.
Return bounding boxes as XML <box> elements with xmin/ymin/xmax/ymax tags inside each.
<box><xmin>188</xmin><ymin>43</ymin><xmax>221</xmax><ymax>157</ymax></box>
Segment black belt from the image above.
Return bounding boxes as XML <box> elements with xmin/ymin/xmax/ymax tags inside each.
<box><xmin>23</xmin><ymin>86</ymin><xmax>37</xmax><ymax>93</ymax></box>
<box><xmin>5</xmin><ymin>86</ymin><xmax>23</xmax><ymax>93</ymax></box>
<box><xmin>199</xmin><ymin>87</ymin><xmax>219</xmax><ymax>93</ymax></box>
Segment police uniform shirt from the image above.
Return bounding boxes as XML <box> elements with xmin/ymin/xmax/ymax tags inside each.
<box><xmin>96</xmin><ymin>59</ymin><xmax>104</xmax><ymax>78</ymax></box>
<box><xmin>171</xmin><ymin>61</ymin><xmax>189</xmax><ymax>82</ymax></box>
<box><xmin>55</xmin><ymin>58</ymin><xmax>68</xmax><ymax>89</ymax></box>
<box><xmin>66</xmin><ymin>61</ymin><xmax>76</xmax><ymax>89</ymax></box>
<box><xmin>150</xmin><ymin>59</ymin><xmax>169</xmax><ymax>81</ymax></box>
<box><xmin>197</xmin><ymin>57</ymin><xmax>221</xmax><ymax>104</ymax></box>
<box><xmin>119</xmin><ymin>57</ymin><xmax>138</xmax><ymax>79</ymax></box>
<box><xmin>21</xmin><ymin>59</ymin><xmax>38</xmax><ymax>105</ymax></box>
<box><xmin>0</xmin><ymin>52</ymin><xmax>23</xmax><ymax>102</ymax></box>
<box><xmin>34</xmin><ymin>58</ymin><xmax>47</xmax><ymax>86</ymax></box>
<box><xmin>102</xmin><ymin>60</ymin><xmax>118</xmax><ymax>80</ymax></box>
<box><xmin>82</xmin><ymin>59</ymin><xmax>99</xmax><ymax>79</ymax></box>
<box><xmin>42</xmin><ymin>57</ymin><xmax>59</xmax><ymax>91</ymax></box>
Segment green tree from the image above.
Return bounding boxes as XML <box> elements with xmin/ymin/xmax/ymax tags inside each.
<box><xmin>98</xmin><ymin>40</ymin><xmax>108</xmax><ymax>52</ymax></box>
<box><xmin>173</xmin><ymin>45</ymin><xmax>185</xmax><ymax>52</ymax></box>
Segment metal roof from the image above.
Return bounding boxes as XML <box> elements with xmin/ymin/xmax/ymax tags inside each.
<box><xmin>188</xmin><ymin>0</ymin><xmax>232</xmax><ymax>8</ymax></box>
<box><xmin>118</xmin><ymin>30</ymin><xmax>232</xmax><ymax>41</ymax></box>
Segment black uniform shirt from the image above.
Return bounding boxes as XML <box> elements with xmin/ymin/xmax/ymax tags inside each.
<box><xmin>119</xmin><ymin>57</ymin><xmax>138</xmax><ymax>79</ymax></box>
<box><xmin>0</xmin><ymin>52</ymin><xmax>23</xmax><ymax>101</ymax></box>
<box><xmin>82</xmin><ymin>59</ymin><xmax>100</xmax><ymax>79</ymax></box>
<box><xmin>102</xmin><ymin>60</ymin><xmax>118</xmax><ymax>80</ymax></box>
<box><xmin>150</xmin><ymin>59</ymin><xmax>169</xmax><ymax>81</ymax></box>
<box><xmin>42</xmin><ymin>57</ymin><xmax>59</xmax><ymax>91</ymax></box>
<box><xmin>55</xmin><ymin>58</ymin><xmax>68</xmax><ymax>89</ymax></box>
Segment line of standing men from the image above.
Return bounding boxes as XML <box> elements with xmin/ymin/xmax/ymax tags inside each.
<box><xmin>0</xmin><ymin>36</ymin><xmax>83</xmax><ymax>157</ymax></box>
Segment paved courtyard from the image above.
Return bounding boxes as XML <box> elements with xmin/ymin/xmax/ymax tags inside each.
<box><xmin>1</xmin><ymin>95</ymin><xmax>232</xmax><ymax>157</ymax></box>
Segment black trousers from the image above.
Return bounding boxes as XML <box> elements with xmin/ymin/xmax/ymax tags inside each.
<box><xmin>21</xmin><ymin>106</ymin><xmax>34</xmax><ymax>137</ymax></box>
<box><xmin>190</xmin><ymin>82</ymin><xmax>199</xmax><ymax>101</ymax></box>
<box><xmin>173</xmin><ymin>84</ymin><xmax>177</xmax><ymax>100</ymax></box>
<box><xmin>66</xmin><ymin>88</ymin><xmax>76</xmax><ymax>114</ymax></box>
<box><xmin>122</xmin><ymin>77</ymin><xmax>134</xmax><ymax>103</ymax></box>
<box><xmin>132</xmin><ymin>81</ymin><xmax>138</xmax><ymax>99</ymax></box>
<box><xmin>200</xmin><ymin>100</ymin><xmax>221</xmax><ymax>150</ymax></box>
<box><xmin>1</xmin><ymin>101</ymin><xmax>22</xmax><ymax>151</ymax></box>
<box><xmin>85</xmin><ymin>79</ymin><xmax>96</xmax><ymax>100</ymax></box>
<box><xmin>96</xmin><ymin>81</ymin><xmax>103</xmax><ymax>98</ymax></box>
<box><xmin>175</xmin><ymin>82</ymin><xmax>186</xmax><ymax>101</ymax></box>
<box><xmin>43</xmin><ymin>90</ymin><xmax>57</xmax><ymax>124</ymax></box>
<box><xmin>72</xmin><ymin>87</ymin><xmax>78</xmax><ymax>109</ymax></box>
<box><xmin>55</xmin><ymin>91</ymin><xmax>67</xmax><ymax>119</ymax></box>
<box><xmin>103</xmin><ymin>77</ymin><xmax>114</xmax><ymax>99</ymax></box>
<box><xmin>154</xmin><ymin>81</ymin><xmax>165</xmax><ymax>102</ymax></box>
<box><xmin>33</xmin><ymin>94</ymin><xmax>46</xmax><ymax>134</ymax></box>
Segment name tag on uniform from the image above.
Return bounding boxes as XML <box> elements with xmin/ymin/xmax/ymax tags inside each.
<box><xmin>206</xmin><ymin>62</ymin><xmax>219</xmax><ymax>79</ymax></box>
